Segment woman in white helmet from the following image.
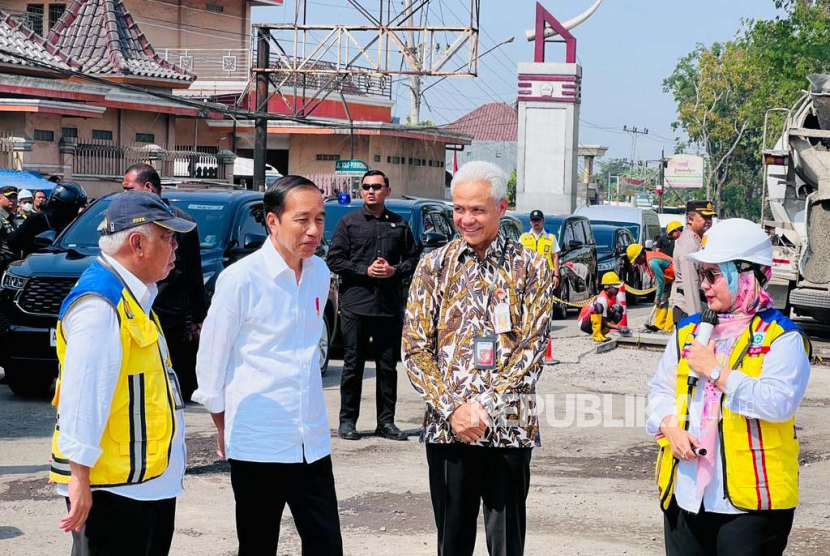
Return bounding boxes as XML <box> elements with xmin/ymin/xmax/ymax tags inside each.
<box><xmin>646</xmin><ymin>218</ymin><xmax>811</xmax><ymax>555</ymax></box>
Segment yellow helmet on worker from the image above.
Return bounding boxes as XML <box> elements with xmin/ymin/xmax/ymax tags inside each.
<box><xmin>601</xmin><ymin>271</ymin><xmax>622</xmax><ymax>287</ymax></box>
<box><xmin>666</xmin><ymin>221</ymin><xmax>683</xmax><ymax>235</ymax></box>
<box><xmin>626</xmin><ymin>244</ymin><xmax>644</xmax><ymax>265</ymax></box>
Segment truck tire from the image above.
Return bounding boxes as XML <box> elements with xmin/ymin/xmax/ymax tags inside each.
<box><xmin>5</xmin><ymin>365</ymin><xmax>54</xmax><ymax>398</ymax></box>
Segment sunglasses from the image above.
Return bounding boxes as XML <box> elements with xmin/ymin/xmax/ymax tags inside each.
<box><xmin>361</xmin><ymin>184</ymin><xmax>384</xmax><ymax>191</ymax></box>
<box><xmin>698</xmin><ymin>268</ymin><xmax>723</xmax><ymax>285</ymax></box>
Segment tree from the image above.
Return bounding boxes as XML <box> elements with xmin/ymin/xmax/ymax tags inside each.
<box><xmin>664</xmin><ymin>42</ymin><xmax>760</xmax><ymax>211</ymax></box>
<box><xmin>507</xmin><ymin>168</ymin><xmax>517</xmax><ymax>207</ymax></box>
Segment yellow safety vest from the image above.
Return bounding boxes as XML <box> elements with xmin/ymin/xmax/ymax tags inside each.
<box><xmin>655</xmin><ymin>309</ymin><xmax>810</xmax><ymax>511</ymax></box>
<box><xmin>520</xmin><ymin>231</ymin><xmax>557</xmax><ymax>269</ymax></box>
<box><xmin>49</xmin><ymin>260</ymin><xmax>176</xmax><ymax>487</ymax></box>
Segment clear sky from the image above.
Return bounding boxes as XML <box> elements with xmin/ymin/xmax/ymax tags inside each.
<box><xmin>252</xmin><ymin>0</ymin><xmax>784</xmax><ymax>162</ymax></box>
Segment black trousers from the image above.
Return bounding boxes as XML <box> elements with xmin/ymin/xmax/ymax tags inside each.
<box><xmin>229</xmin><ymin>457</ymin><xmax>343</xmax><ymax>556</ymax></box>
<box><xmin>426</xmin><ymin>443</ymin><xmax>533</xmax><ymax>556</ymax></box>
<box><xmin>67</xmin><ymin>491</ymin><xmax>176</xmax><ymax>556</ymax></box>
<box><xmin>664</xmin><ymin>497</ymin><xmax>794</xmax><ymax>556</ymax></box>
<box><xmin>162</xmin><ymin>325</ymin><xmax>197</xmax><ymax>402</ymax></box>
<box><xmin>339</xmin><ymin>313</ymin><xmax>401</xmax><ymax>425</ymax></box>
<box><xmin>673</xmin><ymin>307</ymin><xmax>688</xmax><ymax>326</ymax></box>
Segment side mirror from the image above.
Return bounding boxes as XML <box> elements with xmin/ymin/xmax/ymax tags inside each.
<box><xmin>568</xmin><ymin>240</ymin><xmax>583</xmax><ymax>250</ymax></box>
<box><xmin>242</xmin><ymin>233</ymin><xmax>266</xmax><ymax>250</ymax></box>
<box><xmin>33</xmin><ymin>230</ymin><xmax>56</xmax><ymax>249</ymax></box>
<box><xmin>422</xmin><ymin>232</ymin><xmax>449</xmax><ymax>249</ymax></box>
<box><xmin>645</xmin><ymin>239</ymin><xmax>654</xmax><ymax>249</ymax></box>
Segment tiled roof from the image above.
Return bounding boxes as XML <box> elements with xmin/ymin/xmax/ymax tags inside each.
<box><xmin>46</xmin><ymin>0</ymin><xmax>194</xmax><ymax>82</ymax></box>
<box><xmin>0</xmin><ymin>10</ymin><xmax>78</xmax><ymax>72</ymax></box>
<box><xmin>445</xmin><ymin>102</ymin><xmax>518</xmax><ymax>142</ymax></box>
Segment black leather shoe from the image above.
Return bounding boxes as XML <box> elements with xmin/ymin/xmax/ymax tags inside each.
<box><xmin>338</xmin><ymin>422</ymin><xmax>360</xmax><ymax>440</ymax></box>
<box><xmin>375</xmin><ymin>422</ymin><xmax>408</xmax><ymax>441</ymax></box>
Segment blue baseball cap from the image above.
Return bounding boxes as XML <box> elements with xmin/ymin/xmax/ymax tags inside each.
<box><xmin>101</xmin><ymin>191</ymin><xmax>196</xmax><ymax>236</ymax></box>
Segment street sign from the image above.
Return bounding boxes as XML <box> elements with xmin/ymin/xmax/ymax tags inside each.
<box><xmin>635</xmin><ymin>193</ymin><xmax>653</xmax><ymax>209</ymax></box>
<box><xmin>334</xmin><ymin>159</ymin><xmax>369</xmax><ymax>176</ymax></box>
<box><xmin>665</xmin><ymin>154</ymin><xmax>704</xmax><ymax>189</ymax></box>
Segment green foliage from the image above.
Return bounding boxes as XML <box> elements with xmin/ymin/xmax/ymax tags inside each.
<box><xmin>664</xmin><ymin>0</ymin><xmax>830</xmax><ymax>220</ymax></box>
<box><xmin>507</xmin><ymin>168</ymin><xmax>517</xmax><ymax>207</ymax></box>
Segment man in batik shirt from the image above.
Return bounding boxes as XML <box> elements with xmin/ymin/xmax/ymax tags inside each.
<box><xmin>402</xmin><ymin>161</ymin><xmax>554</xmax><ymax>556</ymax></box>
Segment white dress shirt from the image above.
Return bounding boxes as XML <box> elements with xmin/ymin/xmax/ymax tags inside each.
<box><xmin>57</xmin><ymin>254</ymin><xmax>186</xmax><ymax>501</ymax></box>
<box><xmin>646</xmin><ymin>330</ymin><xmax>811</xmax><ymax>514</ymax></box>
<box><xmin>192</xmin><ymin>240</ymin><xmax>332</xmax><ymax>464</ymax></box>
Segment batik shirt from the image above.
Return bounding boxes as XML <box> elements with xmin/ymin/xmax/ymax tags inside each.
<box><xmin>402</xmin><ymin>233</ymin><xmax>554</xmax><ymax>447</ymax></box>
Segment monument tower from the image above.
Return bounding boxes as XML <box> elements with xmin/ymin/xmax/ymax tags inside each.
<box><xmin>515</xmin><ymin>1</ymin><xmax>602</xmax><ymax>215</ymax></box>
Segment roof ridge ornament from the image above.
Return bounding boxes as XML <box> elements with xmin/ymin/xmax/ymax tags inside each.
<box><xmin>525</xmin><ymin>0</ymin><xmax>603</xmax><ymax>64</ymax></box>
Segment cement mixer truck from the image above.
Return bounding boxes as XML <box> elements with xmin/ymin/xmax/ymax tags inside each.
<box><xmin>762</xmin><ymin>74</ymin><xmax>830</xmax><ymax>323</ymax></box>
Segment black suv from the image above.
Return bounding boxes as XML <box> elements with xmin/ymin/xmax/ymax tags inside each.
<box><xmin>0</xmin><ymin>189</ymin><xmax>339</xmax><ymax>397</ymax></box>
<box><xmin>324</xmin><ymin>197</ymin><xmax>457</xmax><ymax>252</ymax></box>
<box><xmin>511</xmin><ymin>212</ymin><xmax>599</xmax><ymax>319</ymax></box>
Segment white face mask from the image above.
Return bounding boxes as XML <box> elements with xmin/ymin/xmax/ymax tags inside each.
<box><xmin>21</xmin><ymin>201</ymin><xmax>33</xmax><ymax>212</ymax></box>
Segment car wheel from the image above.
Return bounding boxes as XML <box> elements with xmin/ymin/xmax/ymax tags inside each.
<box><xmin>319</xmin><ymin>312</ymin><xmax>331</xmax><ymax>375</ymax></box>
<box><xmin>554</xmin><ymin>281</ymin><xmax>569</xmax><ymax>320</ymax></box>
<box><xmin>5</xmin><ymin>365</ymin><xmax>54</xmax><ymax>398</ymax></box>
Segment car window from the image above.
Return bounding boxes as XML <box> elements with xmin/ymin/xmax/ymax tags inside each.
<box><xmin>580</xmin><ymin>221</ymin><xmax>594</xmax><ymax>244</ymax></box>
<box><xmin>589</xmin><ymin>219</ymin><xmax>640</xmax><ymax>241</ymax></box>
<box><xmin>423</xmin><ymin>207</ymin><xmax>451</xmax><ymax>238</ymax></box>
<box><xmin>563</xmin><ymin>222</ymin><xmax>576</xmax><ymax>244</ymax></box>
<box><xmin>500</xmin><ymin>219</ymin><xmax>521</xmax><ymax>241</ymax></box>
<box><xmin>170</xmin><ymin>200</ymin><xmax>231</xmax><ymax>248</ymax></box>
<box><xmin>236</xmin><ymin>202</ymin><xmax>266</xmax><ymax>245</ymax></box>
<box><xmin>572</xmin><ymin>220</ymin><xmax>587</xmax><ymax>244</ymax></box>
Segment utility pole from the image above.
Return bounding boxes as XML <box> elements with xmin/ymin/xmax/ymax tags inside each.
<box><xmin>253</xmin><ymin>27</ymin><xmax>269</xmax><ymax>191</ymax></box>
<box><xmin>623</xmin><ymin>125</ymin><xmax>649</xmax><ymax>167</ymax></box>
<box><xmin>658</xmin><ymin>148</ymin><xmax>666</xmax><ymax>213</ymax></box>
<box><xmin>405</xmin><ymin>0</ymin><xmax>421</xmax><ymax>126</ymax></box>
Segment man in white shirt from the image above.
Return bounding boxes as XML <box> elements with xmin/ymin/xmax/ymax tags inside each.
<box><xmin>52</xmin><ymin>191</ymin><xmax>194</xmax><ymax>555</ymax></box>
<box><xmin>193</xmin><ymin>176</ymin><xmax>343</xmax><ymax>555</ymax></box>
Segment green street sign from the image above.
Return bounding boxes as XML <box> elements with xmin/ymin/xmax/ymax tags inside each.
<box><xmin>334</xmin><ymin>159</ymin><xmax>369</xmax><ymax>175</ymax></box>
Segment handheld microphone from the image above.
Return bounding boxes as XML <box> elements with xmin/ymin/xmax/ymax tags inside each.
<box><xmin>688</xmin><ymin>308</ymin><xmax>719</xmax><ymax>387</ymax></box>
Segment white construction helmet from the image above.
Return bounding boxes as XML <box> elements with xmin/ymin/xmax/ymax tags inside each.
<box><xmin>18</xmin><ymin>189</ymin><xmax>33</xmax><ymax>201</ymax></box>
<box><xmin>687</xmin><ymin>218</ymin><xmax>772</xmax><ymax>267</ymax></box>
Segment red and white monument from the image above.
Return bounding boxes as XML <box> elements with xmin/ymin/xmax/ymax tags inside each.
<box><xmin>516</xmin><ymin>1</ymin><xmax>602</xmax><ymax>216</ymax></box>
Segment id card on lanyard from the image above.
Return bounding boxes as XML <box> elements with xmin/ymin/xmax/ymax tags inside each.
<box><xmin>471</xmin><ymin>241</ymin><xmax>509</xmax><ymax>370</ymax></box>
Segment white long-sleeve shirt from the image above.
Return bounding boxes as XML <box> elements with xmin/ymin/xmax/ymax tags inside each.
<box><xmin>56</xmin><ymin>254</ymin><xmax>186</xmax><ymax>501</ymax></box>
<box><xmin>191</xmin><ymin>240</ymin><xmax>332</xmax><ymax>464</ymax></box>
<box><xmin>646</xmin><ymin>329</ymin><xmax>811</xmax><ymax>514</ymax></box>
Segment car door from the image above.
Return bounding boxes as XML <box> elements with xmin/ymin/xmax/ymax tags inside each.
<box><xmin>560</xmin><ymin>221</ymin><xmax>578</xmax><ymax>298</ymax></box>
<box><xmin>570</xmin><ymin>219</ymin><xmax>590</xmax><ymax>299</ymax></box>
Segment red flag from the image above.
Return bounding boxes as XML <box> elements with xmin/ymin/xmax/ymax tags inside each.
<box><xmin>453</xmin><ymin>151</ymin><xmax>458</xmax><ymax>173</ymax></box>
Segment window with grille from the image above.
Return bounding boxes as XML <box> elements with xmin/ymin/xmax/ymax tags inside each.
<box><xmin>316</xmin><ymin>154</ymin><xmax>340</xmax><ymax>161</ymax></box>
<box><xmin>135</xmin><ymin>133</ymin><xmax>155</xmax><ymax>143</ymax></box>
<box><xmin>205</xmin><ymin>2</ymin><xmax>224</xmax><ymax>13</ymax></box>
<box><xmin>25</xmin><ymin>4</ymin><xmax>44</xmax><ymax>36</ymax></box>
<box><xmin>34</xmin><ymin>129</ymin><xmax>54</xmax><ymax>142</ymax></box>
<box><xmin>48</xmin><ymin>3</ymin><xmax>66</xmax><ymax>31</ymax></box>
<box><xmin>374</xmin><ymin>155</ymin><xmax>380</xmax><ymax>163</ymax></box>
<box><xmin>61</xmin><ymin>127</ymin><xmax>77</xmax><ymax>139</ymax></box>
<box><xmin>92</xmin><ymin>129</ymin><xmax>113</xmax><ymax>141</ymax></box>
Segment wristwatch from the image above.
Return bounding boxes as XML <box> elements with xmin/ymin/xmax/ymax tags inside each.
<box><xmin>709</xmin><ymin>364</ymin><xmax>723</xmax><ymax>382</ymax></box>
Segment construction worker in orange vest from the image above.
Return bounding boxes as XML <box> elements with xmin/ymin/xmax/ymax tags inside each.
<box><xmin>578</xmin><ymin>272</ymin><xmax>630</xmax><ymax>342</ymax></box>
<box><xmin>627</xmin><ymin>244</ymin><xmax>675</xmax><ymax>332</ymax></box>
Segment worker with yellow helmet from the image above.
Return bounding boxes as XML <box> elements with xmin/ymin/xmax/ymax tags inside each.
<box><xmin>655</xmin><ymin>220</ymin><xmax>683</xmax><ymax>257</ymax></box>
<box><xmin>627</xmin><ymin>243</ymin><xmax>675</xmax><ymax>332</ymax></box>
<box><xmin>577</xmin><ymin>271</ymin><xmax>630</xmax><ymax>342</ymax></box>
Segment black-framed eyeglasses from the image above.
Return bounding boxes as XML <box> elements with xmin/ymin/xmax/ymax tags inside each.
<box><xmin>698</xmin><ymin>268</ymin><xmax>723</xmax><ymax>285</ymax></box>
<box><xmin>361</xmin><ymin>183</ymin><xmax>384</xmax><ymax>191</ymax></box>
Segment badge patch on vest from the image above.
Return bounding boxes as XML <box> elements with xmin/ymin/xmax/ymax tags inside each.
<box><xmin>747</xmin><ymin>332</ymin><xmax>770</xmax><ymax>357</ymax></box>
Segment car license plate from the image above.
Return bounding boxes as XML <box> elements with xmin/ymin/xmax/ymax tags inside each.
<box><xmin>50</xmin><ymin>328</ymin><xmax>57</xmax><ymax>347</ymax></box>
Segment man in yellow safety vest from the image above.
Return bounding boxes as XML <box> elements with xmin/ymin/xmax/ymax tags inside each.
<box><xmin>520</xmin><ymin>210</ymin><xmax>560</xmax><ymax>289</ymax></box>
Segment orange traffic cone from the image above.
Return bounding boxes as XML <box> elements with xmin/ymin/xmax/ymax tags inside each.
<box><xmin>616</xmin><ymin>284</ymin><xmax>628</xmax><ymax>328</ymax></box>
<box><xmin>544</xmin><ymin>335</ymin><xmax>555</xmax><ymax>365</ymax></box>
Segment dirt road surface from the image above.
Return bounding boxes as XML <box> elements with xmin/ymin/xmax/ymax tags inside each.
<box><xmin>1</xmin><ymin>304</ymin><xmax>829</xmax><ymax>555</ymax></box>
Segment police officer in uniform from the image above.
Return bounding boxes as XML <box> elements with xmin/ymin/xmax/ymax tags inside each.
<box><xmin>10</xmin><ymin>182</ymin><xmax>87</xmax><ymax>258</ymax></box>
<box><xmin>0</xmin><ymin>186</ymin><xmax>19</xmax><ymax>271</ymax></box>
<box><xmin>671</xmin><ymin>200</ymin><xmax>716</xmax><ymax>323</ymax></box>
